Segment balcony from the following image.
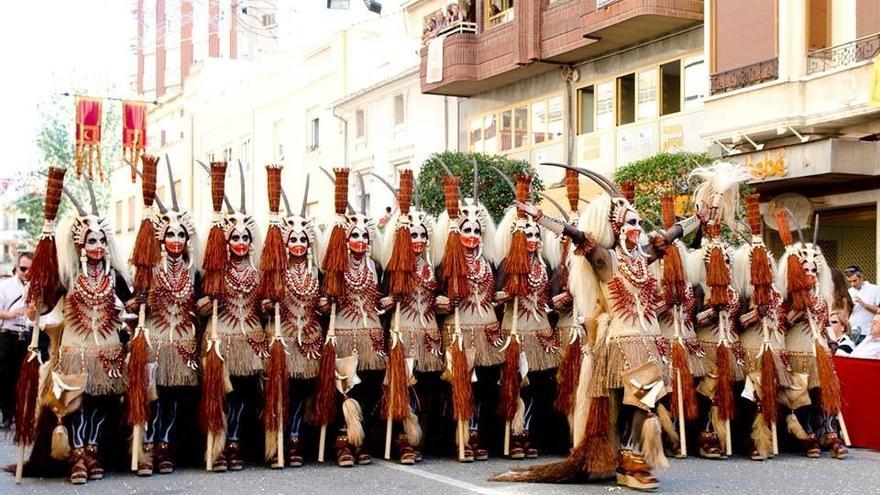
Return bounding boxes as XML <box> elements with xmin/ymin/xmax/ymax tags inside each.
<box><xmin>420</xmin><ymin>0</ymin><xmax>703</xmax><ymax>97</ymax></box>
<box><xmin>807</xmin><ymin>33</ymin><xmax>880</xmax><ymax>75</ymax></box>
<box><xmin>710</xmin><ymin>58</ymin><xmax>779</xmax><ymax>95</ymax></box>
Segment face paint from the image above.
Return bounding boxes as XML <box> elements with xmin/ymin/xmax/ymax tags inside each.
<box><xmin>525</xmin><ymin>223</ymin><xmax>541</xmax><ymax>253</ymax></box>
<box><xmin>460</xmin><ymin>219</ymin><xmax>481</xmax><ymax>250</ymax></box>
<box><xmin>620</xmin><ymin>209</ymin><xmax>643</xmax><ymax>247</ymax></box>
<box><xmin>228</xmin><ymin>230</ymin><xmax>252</xmax><ymax>257</ymax></box>
<box><xmin>802</xmin><ymin>260</ymin><xmax>818</xmax><ymax>285</ymax></box>
<box><xmin>164</xmin><ymin>225</ymin><xmax>188</xmax><ymax>256</ymax></box>
<box><xmin>410</xmin><ymin>225</ymin><xmax>428</xmax><ymax>254</ymax></box>
<box><xmin>348</xmin><ymin>228</ymin><xmax>369</xmax><ymax>254</ymax></box>
<box><xmin>287</xmin><ymin>231</ymin><xmax>309</xmax><ymax>258</ymax></box>
<box><xmin>84</xmin><ymin>230</ymin><xmax>108</xmax><ymax>261</ymax></box>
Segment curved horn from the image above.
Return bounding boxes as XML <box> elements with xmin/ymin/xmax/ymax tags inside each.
<box><xmin>280</xmin><ymin>187</ymin><xmax>293</xmax><ymax>217</ymax></box>
<box><xmin>487</xmin><ymin>164</ymin><xmax>515</xmax><ymax>194</ymax></box>
<box><xmin>436</xmin><ymin>157</ymin><xmax>453</xmax><ymax>177</ymax></box>
<box><xmin>356</xmin><ymin>171</ymin><xmax>367</xmax><ymax>216</ymax></box>
<box><xmin>472</xmin><ymin>158</ymin><xmax>479</xmax><ymax>204</ymax></box>
<box><xmin>367</xmin><ymin>172</ymin><xmax>399</xmax><ymax>200</ymax></box>
<box><xmin>124</xmin><ymin>159</ymin><xmax>167</xmax><ymax>213</ymax></box>
<box><xmin>536</xmin><ymin>192</ymin><xmax>570</xmax><ymax>223</ymax></box>
<box><xmin>540</xmin><ymin>162</ymin><xmax>620</xmax><ymax>197</ymax></box>
<box><xmin>578</xmin><ymin>197</ymin><xmax>590</xmax><ymax>206</ymax></box>
<box><xmin>301</xmin><ymin>173</ymin><xmax>310</xmax><ymax>217</ymax></box>
<box><xmin>318</xmin><ymin>167</ymin><xmax>356</xmax><ymax>214</ymax></box>
<box><xmin>85</xmin><ymin>178</ymin><xmax>99</xmax><ymax>215</ymax></box>
<box><xmin>785</xmin><ymin>208</ymin><xmax>805</xmax><ymax>244</ymax></box>
<box><xmin>165</xmin><ymin>154</ymin><xmax>179</xmax><ymax>211</ymax></box>
<box><xmin>812</xmin><ymin>213</ymin><xmax>820</xmax><ymax>245</ymax></box>
<box><xmin>237</xmin><ymin>159</ymin><xmax>246</xmax><ymax>214</ymax></box>
<box><xmin>196</xmin><ymin>159</ymin><xmax>235</xmax><ymax>214</ymax></box>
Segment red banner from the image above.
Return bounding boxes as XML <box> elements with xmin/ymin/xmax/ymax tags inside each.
<box><xmin>75</xmin><ymin>97</ymin><xmax>103</xmax><ymax>181</ymax></box>
<box><xmin>834</xmin><ymin>354</ymin><xmax>880</xmax><ymax>450</ymax></box>
<box><xmin>123</xmin><ymin>101</ymin><xmax>148</xmax><ymax>182</ymax></box>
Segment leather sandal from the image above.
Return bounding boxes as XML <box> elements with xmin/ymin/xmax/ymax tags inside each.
<box><xmin>335</xmin><ymin>435</ymin><xmax>354</xmax><ymax>467</ymax></box>
<box><xmin>155</xmin><ymin>442</ymin><xmax>174</xmax><ymax>474</ymax></box>
<box><xmin>616</xmin><ymin>449</ymin><xmax>659</xmax><ymax>491</ymax></box>
<box><xmin>136</xmin><ymin>443</ymin><xmax>154</xmax><ymax>476</ymax></box>
<box><xmin>84</xmin><ymin>445</ymin><xmax>104</xmax><ymax>480</ymax></box>
<box><xmin>69</xmin><ymin>448</ymin><xmax>88</xmax><ymax>485</ymax></box>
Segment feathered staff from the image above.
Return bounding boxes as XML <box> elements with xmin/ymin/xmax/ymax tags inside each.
<box><xmin>553</xmin><ymin>169</ymin><xmax>581</xmax><ymax>426</ymax></box>
<box><xmin>261</xmin><ymin>164</ymin><xmax>289</xmax><ymax>469</ymax></box>
<box><xmin>661</xmin><ymin>194</ymin><xmax>697</xmax><ymax>458</ymax></box>
<box><xmin>382</xmin><ymin>170</ymin><xmax>417</xmax><ymax>460</ymax></box>
<box><xmin>127</xmin><ymin>154</ymin><xmax>162</xmax><ymax>472</ymax></box>
<box><xmin>14</xmin><ymin>167</ymin><xmax>65</xmax><ymax>484</ymax></box>
<box><xmin>439</xmin><ymin>175</ymin><xmax>473</xmax><ymax>461</ymax></box>
<box><xmin>200</xmin><ymin>162</ymin><xmax>229</xmax><ymax>471</ymax></box>
<box><xmin>498</xmin><ymin>174</ymin><xmax>532</xmax><ymax>456</ymax></box>
<box><xmin>746</xmin><ymin>195</ymin><xmax>779</xmax><ymax>451</ymax></box>
<box><xmin>314</xmin><ymin>168</ymin><xmax>350</xmax><ymax>462</ymax></box>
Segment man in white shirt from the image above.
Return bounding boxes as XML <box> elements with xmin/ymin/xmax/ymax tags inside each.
<box><xmin>851</xmin><ymin>314</ymin><xmax>880</xmax><ymax>359</ymax></box>
<box><xmin>0</xmin><ymin>252</ymin><xmax>32</xmax><ymax>428</ymax></box>
<box><xmin>845</xmin><ymin>265</ymin><xmax>880</xmax><ymax>344</ymax></box>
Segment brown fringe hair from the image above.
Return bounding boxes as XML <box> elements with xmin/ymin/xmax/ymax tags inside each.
<box><xmin>498</xmin><ymin>339</ymin><xmax>521</xmax><ymax>421</ymax></box>
<box><xmin>126</xmin><ymin>332</ymin><xmax>150</xmax><ymax>426</ymax></box>
<box><xmin>26</xmin><ymin>167</ymin><xmax>65</xmax><ymax>310</ymax></box>
<box><xmin>258</xmin><ymin>166</ymin><xmax>287</xmax><ymax>302</ymax></box>
<box><xmin>714</xmin><ymin>343</ymin><xmax>735</xmax><ymax>420</ymax></box>
<box><xmin>620</xmin><ymin>181</ymin><xmax>636</xmax><ymax>205</ymax></box>
<box><xmin>554</xmin><ymin>337</ymin><xmax>582</xmax><ymax>415</ymax></box>
<box><xmin>775</xmin><ymin>208</ymin><xmax>812</xmax><ymax>311</ymax></box>
<box><xmin>760</xmin><ymin>350</ymin><xmax>779</xmax><ymax>423</ymax></box>
<box><xmin>565</xmin><ymin>169</ymin><xmax>579</xmax><ymax>213</ymax></box>
<box><xmin>451</xmin><ymin>343</ymin><xmax>474</xmax><ymax>422</ymax></box>
<box><xmin>202</xmin><ymin>162</ymin><xmax>229</xmax><ymax>298</ymax></box>
<box><xmin>313</xmin><ymin>341</ymin><xmax>337</xmax><ymax>426</ymax></box>
<box><xmin>322</xmin><ymin>168</ymin><xmax>351</xmax><ymax>300</ymax></box>
<box><xmin>441</xmin><ymin>176</ymin><xmax>469</xmax><ymax>301</ymax></box>
<box><xmin>746</xmin><ymin>194</ymin><xmax>762</xmax><ymax>236</ymax></box>
<box><xmin>263</xmin><ymin>337</ymin><xmax>289</xmax><ymax>431</ymax></box>
<box><xmin>504</xmin><ymin>174</ymin><xmax>532</xmax><ymax>297</ymax></box>
<box><xmin>814</xmin><ymin>340</ymin><xmax>841</xmax><ymax>415</ymax></box>
<box><xmin>706</xmin><ymin>243</ymin><xmax>731</xmax><ymax>307</ymax></box>
<box><xmin>670</xmin><ymin>340</ymin><xmax>699</xmax><ymax>420</ymax></box>
<box><xmin>387</xmin><ymin>170</ymin><xmax>416</xmax><ymax>297</ymax></box>
<box><xmin>199</xmin><ymin>351</ymin><xmax>226</xmax><ymax>434</ymax></box>
<box><xmin>383</xmin><ymin>344</ymin><xmax>409</xmax><ymax>421</ymax></box>
<box><xmin>750</xmin><ymin>245</ymin><xmax>774</xmax><ymax>308</ymax></box>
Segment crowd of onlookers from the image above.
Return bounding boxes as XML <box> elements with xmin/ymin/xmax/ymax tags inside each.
<box><xmin>829</xmin><ymin>265</ymin><xmax>880</xmax><ymax>359</ymax></box>
<box><xmin>422</xmin><ymin>2</ymin><xmax>476</xmax><ymax>43</ymax></box>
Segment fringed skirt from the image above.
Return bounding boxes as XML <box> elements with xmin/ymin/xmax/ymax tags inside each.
<box><xmin>150</xmin><ymin>338</ymin><xmax>199</xmax><ymax>387</ymax></box>
<box><xmin>698</xmin><ymin>340</ymin><xmax>746</xmax><ymax>382</ymax></box>
<box><xmin>334</xmin><ymin>327</ymin><xmax>387</xmax><ymax>371</ymax></box>
<box><xmin>786</xmin><ymin>326</ymin><xmax>821</xmax><ymax>389</ymax></box>
<box><xmin>58</xmin><ymin>342</ymin><xmax>127</xmax><ymax>396</ymax></box>
<box><xmin>213</xmin><ymin>330</ymin><xmax>267</xmax><ymax>377</ymax></box>
<box><xmin>602</xmin><ymin>334</ymin><xmax>669</xmax><ymax>390</ymax></box>
<box><xmin>442</xmin><ymin>321</ymin><xmax>504</xmax><ymax>367</ymax></box>
<box><xmin>398</xmin><ymin>325</ymin><xmax>444</xmax><ymax>373</ymax></box>
<box><xmin>739</xmin><ymin>328</ymin><xmax>793</xmax><ymax>388</ymax></box>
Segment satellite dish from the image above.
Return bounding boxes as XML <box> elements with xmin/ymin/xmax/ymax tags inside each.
<box><xmin>763</xmin><ymin>193</ymin><xmax>813</xmax><ymax>231</ymax></box>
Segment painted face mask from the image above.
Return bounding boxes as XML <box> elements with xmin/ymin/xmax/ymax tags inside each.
<box><xmin>802</xmin><ymin>260</ymin><xmax>818</xmax><ymax>286</ymax></box>
<box><xmin>348</xmin><ymin>228</ymin><xmax>370</xmax><ymax>254</ymax></box>
<box><xmin>83</xmin><ymin>229</ymin><xmax>108</xmax><ymax>261</ymax></box>
<box><xmin>620</xmin><ymin>209</ymin><xmax>643</xmax><ymax>247</ymax></box>
<box><xmin>410</xmin><ymin>225</ymin><xmax>429</xmax><ymax>254</ymax></box>
<box><xmin>524</xmin><ymin>222</ymin><xmax>541</xmax><ymax>253</ymax></box>
<box><xmin>460</xmin><ymin>219</ymin><xmax>481</xmax><ymax>249</ymax></box>
<box><xmin>288</xmin><ymin>231</ymin><xmax>309</xmax><ymax>258</ymax></box>
<box><xmin>164</xmin><ymin>224</ymin><xmax>188</xmax><ymax>256</ymax></box>
<box><xmin>228</xmin><ymin>230</ymin><xmax>252</xmax><ymax>257</ymax></box>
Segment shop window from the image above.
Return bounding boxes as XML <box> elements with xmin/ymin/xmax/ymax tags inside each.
<box><xmin>500</xmin><ymin>110</ymin><xmax>512</xmax><ymax>151</ymax></box>
<box><xmin>660</xmin><ymin>61</ymin><xmax>681</xmax><ymax>116</ymax></box>
<box><xmin>617</xmin><ymin>73</ymin><xmax>635</xmax><ymax>126</ymax></box>
<box><xmin>577</xmin><ymin>85</ymin><xmax>595</xmax><ymax>135</ymax></box>
<box><xmin>393</xmin><ymin>95</ymin><xmax>405</xmax><ymax>127</ymax></box>
<box><xmin>486</xmin><ymin>0</ymin><xmax>514</xmax><ymax>27</ymax></box>
<box><xmin>514</xmin><ymin>106</ymin><xmax>528</xmax><ymax>148</ymax></box>
<box><xmin>547</xmin><ymin>96</ymin><xmax>563</xmax><ymax>141</ymax></box>
<box><xmin>637</xmin><ymin>69</ymin><xmax>658</xmax><ymax>120</ymax></box>
<box><xmin>469</xmin><ymin>119</ymin><xmax>483</xmax><ymax>152</ymax></box>
<box><xmin>532</xmin><ymin>101</ymin><xmax>547</xmax><ymax>145</ymax></box>
<box><xmin>355</xmin><ymin>109</ymin><xmax>366</xmax><ymax>140</ymax></box>
<box><xmin>683</xmin><ymin>57</ymin><xmax>707</xmax><ymax>109</ymax></box>
<box><xmin>483</xmin><ymin>114</ymin><xmax>497</xmax><ymax>154</ymax></box>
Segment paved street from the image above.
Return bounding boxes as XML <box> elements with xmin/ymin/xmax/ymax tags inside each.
<box><xmin>2</xmin><ymin>437</ymin><xmax>878</xmax><ymax>494</ymax></box>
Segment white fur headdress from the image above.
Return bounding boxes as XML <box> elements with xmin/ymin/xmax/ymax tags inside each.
<box><xmin>431</xmin><ymin>198</ymin><xmax>497</xmax><ymax>267</ymax></box>
<box><xmin>690</xmin><ymin>161</ymin><xmax>750</xmax><ymax>232</ymax></box>
<box><xmin>382</xmin><ymin>208</ymin><xmax>435</xmax><ymax>269</ymax></box>
<box><xmin>776</xmin><ymin>242</ymin><xmax>833</xmax><ymax>307</ymax></box>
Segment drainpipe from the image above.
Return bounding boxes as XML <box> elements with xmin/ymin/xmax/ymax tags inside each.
<box><xmin>333</xmin><ymin>107</ymin><xmax>349</xmax><ymax>169</ymax></box>
<box><xmin>443</xmin><ymin>96</ymin><xmax>449</xmax><ymax>151</ymax></box>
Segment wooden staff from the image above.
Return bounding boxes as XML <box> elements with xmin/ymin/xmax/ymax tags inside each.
<box><xmin>318</xmin><ymin>303</ymin><xmax>337</xmax><ymax>463</ymax></box>
<box><xmin>672</xmin><ymin>308</ymin><xmax>687</xmax><ymax>458</ymax></box>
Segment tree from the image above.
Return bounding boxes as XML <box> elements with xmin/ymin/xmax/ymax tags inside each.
<box><xmin>417</xmin><ymin>151</ymin><xmax>544</xmax><ymax>223</ymax></box>
<box><xmin>15</xmin><ymin>93</ymin><xmax>119</xmax><ymax>240</ymax></box>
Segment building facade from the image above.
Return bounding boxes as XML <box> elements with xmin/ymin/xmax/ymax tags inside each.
<box><xmin>702</xmin><ymin>0</ymin><xmax>880</xmax><ymax>280</ymax></box>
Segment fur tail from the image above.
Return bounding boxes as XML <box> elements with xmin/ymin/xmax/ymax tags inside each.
<box><xmin>641</xmin><ymin>414</ymin><xmax>669</xmax><ymax>471</ymax></box>
<box><xmin>751</xmin><ymin>414</ymin><xmax>772</xmax><ymax>458</ymax></box>
<box><xmin>343</xmin><ymin>398</ymin><xmax>365</xmax><ymax>448</ymax></box>
<box><xmin>403</xmin><ymin>407</ymin><xmax>422</xmax><ymax>447</ymax></box>
<box><xmin>786</xmin><ymin>413</ymin><xmax>809</xmax><ymax>441</ymax></box>
<box><xmin>656</xmin><ymin>403</ymin><xmax>679</xmax><ymax>446</ymax></box>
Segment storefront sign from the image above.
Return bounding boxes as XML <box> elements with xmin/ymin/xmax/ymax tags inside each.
<box><xmin>744</xmin><ymin>149</ymin><xmax>787</xmax><ymax>180</ymax></box>
<box><xmin>661</xmin><ymin>123</ymin><xmax>684</xmax><ymax>151</ymax></box>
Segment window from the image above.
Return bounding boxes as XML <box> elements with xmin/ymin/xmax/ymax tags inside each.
<box><xmin>273</xmin><ymin>119</ymin><xmax>285</xmax><ymax>160</ymax></box>
<box><xmin>617</xmin><ymin>73</ymin><xmax>635</xmax><ymax>125</ymax></box>
<box><xmin>660</xmin><ymin>61</ymin><xmax>681</xmax><ymax>116</ymax></box>
<box><xmin>500</xmin><ymin>110</ymin><xmax>512</xmax><ymax>151</ymax></box>
<box><xmin>240</xmin><ymin>138</ymin><xmax>251</xmax><ymax>169</ymax></box>
<box><xmin>127</xmin><ymin>196</ymin><xmax>136</xmax><ymax>232</ymax></box>
<box><xmin>486</xmin><ymin>0</ymin><xmax>514</xmax><ymax>27</ymax></box>
<box><xmin>483</xmin><ymin>114</ymin><xmax>497</xmax><ymax>154</ymax></box>
<box><xmin>577</xmin><ymin>85</ymin><xmax>595</xmax><ymax>134</ymax></box>
<box><xmin>547</xmin><ymin>96</ymin><xmax>563</xmax><ymax>141</ymax></box>
<box><xmin>596</xmin><ymin>81</ymin><xmax>614</xmax><ymax>129</ymax></box>
<box><xmin>531</xmin><ymin>101</ymin><xmax>546</xmax><ymax>145</ymax></box>
<box><xmin>637</xmin><ymin>69</ymin><xmax>658</xmax><ymax>120</ymax></box>
<box><xmin>355</xmin><ymin>109</ymin><xmax>366</xmax><ymax>140</ymax></box>
<box><xmin>393</xmin><ymin>95</ymin><xmax>405</xmax><ymax>127</ymax></box>
<box><xmin>514</xmin><ymin>106</ymin><xmax>528</xmax><ymax>148</ymax></box>
<box><xmin>808</xmin><ymin>0</ymin><xmax>831</xmax><ymax>51</ymax></box>
<box><xmin>308</xmin><ymin>114</ymin><xmax>320</xmax><ymax>151</ymax></box>
<box><xmin>115</xmin><ymin>200</ymin><xmax>123</xmax><ymax>234</ymax></box>
<box><xmin>16</xmin><ymin>218</ymin><xmax>25</xmax><ymax>231</ymax></box>
<box><xmin>261</xmin><ymin>13</ymin><xmax>276</xmax><ymax>27</ymax></box>
<box><xmin>683</xmin><ymin>57</ymin><xmax>707</xmax><ymax>110</ymax></box>
<box><xmin>160</xmin><ymin>129</ymin><xmax>167</xmax><ymax>146</ymax></box>
<box><xmin>223</xmin><ymin>147</ymin><xmax>233</xmax><ymax>162</ymax></box>
<box><xmin>469</xmin><ymin>119</ymin><xmax>483</xmax><ymax>152</ymax></box>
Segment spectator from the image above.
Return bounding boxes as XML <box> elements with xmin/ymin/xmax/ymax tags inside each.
<box><xmin>447</xmin><ymin>3</ymin><xmax>463</xmax><ymax>24</ymax></box>
<box><xmin>434</xmin><ymin>10</ymin><xmax>447</xmax><ymax>32</ymax></box>
<box><xmin>829</xmin><ymin>310</ymin><xmax>855</xmax><ymax>355</ymax></box>
<box><xmin>831</xmin><ymin>268</ymin><xmax>854</xmax><ymax>318</ymax></box>
<box><xmin>0</xmin><ymin>252</ymin><xmax>32</xmax><ymax>428</ymax></box>
<box><xmin>850</xmin><ymin>313</ymin><xmax>880</xmax><ymax>359</ymax></box>
<box><xmin>845</xmin><ymin>265</ymin><xmax>880</xmax><ymax>344</ymax></box>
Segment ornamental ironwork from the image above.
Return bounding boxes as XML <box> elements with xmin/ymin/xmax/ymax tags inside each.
<box><xmin>807</xmin><ymin>33</ymin><xmax>880</xmax><ymax>75</ymax></box>
<box><xmin>710</xmin><ymin>58</ymin><xmax>779</xmax><ymax>95</ymax></box>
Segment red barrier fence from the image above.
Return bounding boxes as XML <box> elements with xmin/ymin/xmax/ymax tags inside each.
<box><xmin>834</xmin><ymin>355</ymin><xmax>880</xmax><ymax>450</ymax></box>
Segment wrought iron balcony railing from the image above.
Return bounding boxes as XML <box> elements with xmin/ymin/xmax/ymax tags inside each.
<box><xmin>710</xmin><ymin>58</ymin><xmax>779</xmax><ymax>95</ymax></box>
<box><xmin>807</xmin><ymin>33</ymin><xmax>880</xmax><ymax>75</ymax></box>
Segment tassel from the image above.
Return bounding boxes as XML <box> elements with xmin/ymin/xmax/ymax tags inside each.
<box><xmin>28</xmin><ymin>237</ymin><xmax>60</xmax><ymax>310</ymax></box>
<box><xmin>714</xmin><ymin>343</ymin><xmax>735</xmax><ymax>420</ymax></box>
<box><xmin>384</xmin><ymin>343</ymin><xmax>409</xmax><ymax>421</ymax></box>
<box><xmin>498</xmin><ymin>339</ymin><xmax>521</xmax><ymax>421</ymax></box>
<box><xmin>670</xmin><ymin>340</ymin><xmax>698</xmax><ymax>420</ymax></box>
<box><xmin>662</xmin><ymin>245</ymin><xmax>687</xmax><ymax>306</ymax></box>
<box><xmin>262</xmin><ymin>339</ymin><xmax>288</xmax><ymax>431</ymax></box>
<box><xmin>202</xmin><ymin>226</ymin><xmax>228</xmax><ymax>297</ymax></box>
<box><xmin>814</xmin><ymin>340</ymin><xmax>841</xmax><ymax>415</ymax></box>
<box><xmin>321</xmin><ymin>226</ymin><xmax>349</xmax><ymax>299</ymax></box>
<box><xmin>258</xmin><ymin>226</ymin><xmax>287</xmax><ymax>301</ymax></box>
<box><xmin>641</xmin><ymin>413</ymin><xmax>668</xmax><ymax>471</ymax></box>
<box><xmin>450</xmin><ymin>340</ymin><xmax>474</xmax><ymax>422</ymax></box>
<box><xmin>403</xmin><ymin>408</ymin><xmax>423</xmax><ymax>448</ymax></box>
<box><xmin>504</xmin><ymin>231</ymin><xmax>530</xmax><ymax>297</ymax></box>
<box><xmin>786</xmin><ymin>413</ymin><xmax>810</xmax><ymax>440</ymax></box>
<box><xmin>313</xmin><ymin>341</ymin><xmax>338</xmax><ymax>427</ymax></box>
<box><xmin>751</xmin><ymin>414</ymin><xmax>773</xmax><ymax>459</ymax></box>
<box><xmin>786</xmin><ymin>255</ymin><xmax>813</xmax><ymax>311</ymax></box>
<box><xmin>572</xmin><ymin>347</ymin><xmax>593</xmax><ymax>447</ymax></box>
<box><xmin>131</xmin><ymin>218</ymin><xmax>160</xmax><ymax>292</ymax></box>
<box><xmin>388</xmin><ymin>227</ymin><xmax>416</xmax><ymax>295</ymax></box>
<box><xmin>13</xmin><ymin>357</ymin><xmax>40</xmax><ymax>446</ymax></box>
<box><xmin>199</xmin><ymin>349</ymin><xmax>226</xmax><ymax>435</ymax></box>
<box><xmin>342</xmin><ymin>398</ymin><xmax>365</xmax><ymax>448</ymax></box>
<box><xmin>126</xmin><ymin>331</ymin><xmax>150</xmax><ymax>426</ymax></box>
<box><xmin>750</xmin><ymin>246</ymin><xmax>774</xmax><ymax>307</ymax></box>
<box><xmin>51</xmin><ymin>422</ymin><xmax>71</xmax><ymax>461</ymax></box>
<box><xmin>760</xmin><ymin>350</ymin><xmax>779</xmax><ymax>423</ymax></box>
<box><xmin>440</xmin><ymin>232</ymin><xmax>470</xmax><ymax>301</ymax></box>
<box><xmin>554</xmin><ymin>336</ymin><xmax>583</xmax><ymax>415</ymax></box>
<box><xmin>656</xmin><ymin>403</ymin><xmax>679</xmax><ymax>446</ymax></box>
<box><xmin>706</xmin><ymin>246</ymin><xmax>731</xmax><ymax>307</ymax></box>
